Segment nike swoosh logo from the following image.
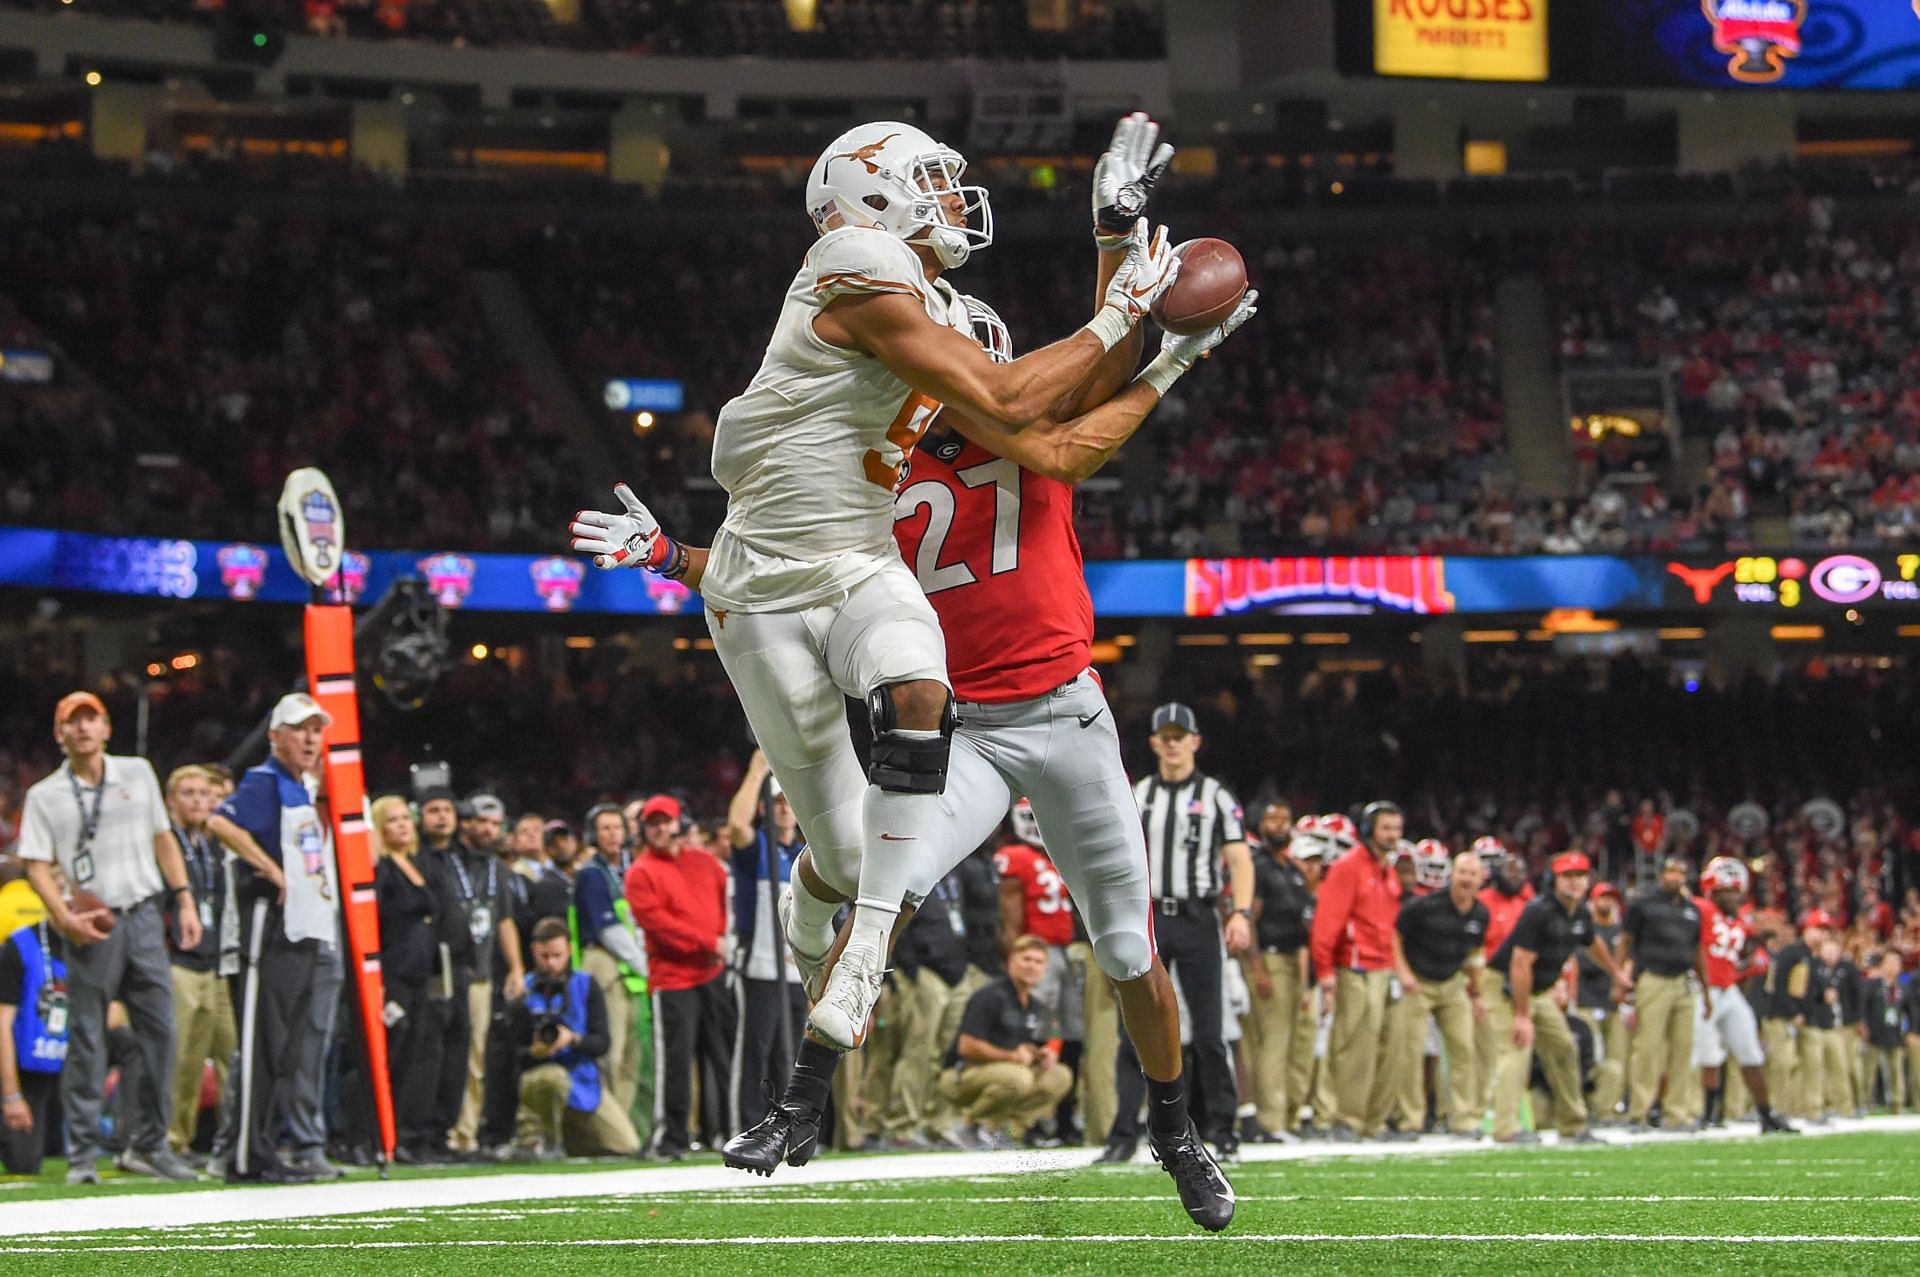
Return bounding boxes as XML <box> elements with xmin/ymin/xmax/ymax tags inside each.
<box><xmin>1127</xmin><ymin>279</ymin><xmax>1157</xmax><ymax>299</ymax></box>
<box><xmin>878</xmin><ymin>833</ymin><xmax>916</xmax><ymax>842</ymax></box>
<box><xmin>1077</xmin><ymin>708</ymin><xmax>1106</xmax><ymax>728</ymax></box>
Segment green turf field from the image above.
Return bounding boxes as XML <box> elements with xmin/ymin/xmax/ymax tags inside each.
<box><xmin>4</xmin><ymin>1131</ymin><xmax>1917</xmax><ymax>1275</ymax></box>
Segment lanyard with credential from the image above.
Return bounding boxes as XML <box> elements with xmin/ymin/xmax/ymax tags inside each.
<box><xmin>68</xmin><ymin>768</ymin><xmax>108</xmax><ymax>886</ymax></box>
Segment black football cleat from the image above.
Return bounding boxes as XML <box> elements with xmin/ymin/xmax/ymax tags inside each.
<box><xmin>1758</xmin><ymin>1107</ymin><xmax>1799</xmax><ymax>1136</ymax></box>
<box><xmin>1149</xmin><ymin>1119</ymin><xmax>1236</xmax><ymax>1233</ymax></box>
<box><xmin>722</xmin><ymin>1103</ymin><xmax>821</xmax><ymax>1176</ymax></box>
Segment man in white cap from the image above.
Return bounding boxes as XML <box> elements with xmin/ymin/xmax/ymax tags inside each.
<box><xmin>206</xmin><ymin>691</ymin><xmax>343</xmax><ymax>1183</ymax></box>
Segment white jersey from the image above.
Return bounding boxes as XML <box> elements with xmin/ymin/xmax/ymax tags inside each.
<box><xmin>704</xmin><ymin>226</ymin><xmax>970</xmax><ymax>612</ymax></box>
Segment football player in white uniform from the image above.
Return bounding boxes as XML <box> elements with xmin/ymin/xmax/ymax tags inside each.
<box><xmin>572</xmin><ymin>120</ymin><xmax>1182</xmax><ymax>1057</ymax></box>
<box><xmin>575</xmin><ymin>116</ymin><xmax>1255</xmax><ymax>1231</ymax></box>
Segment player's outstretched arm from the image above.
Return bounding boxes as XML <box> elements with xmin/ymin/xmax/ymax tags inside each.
<box><xmin>947</xmin><ymin>289</ymin><xmax>1257</xmax><ymax>484</ymax></box>
<box><xmin>818</xmin><ymin>222</ymin><xmax>1178</xmax><ymax>432</ymax></box>
<box><xmin>569</xmin><ymin>484</ymin><xmax>709</xmax><ymax>591</ymax></box>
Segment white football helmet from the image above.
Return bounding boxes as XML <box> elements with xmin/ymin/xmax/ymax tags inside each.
<box><xmin>1010</xmin><ymin>797</ymin><xmax>1043</xmax><ymax>849</ymax></box>
<box><xmin>806</xmin><ymin>121</ymin><xmax>993</xmax><ymax>269</ymax></box>
<box><xmin>1412</xmin><ymin>839</ymin><xmax>1452</xmax><ymax>890</ymax></box>
<box><xmin>961</xmin><ymin>294</ymin><xmax>1012</xmax><ymax>363</ymax></box>
<box><xmin>1702</xmin><ymin>855</ymin><xmax>1750</xmax><ymax>896</ymax></box>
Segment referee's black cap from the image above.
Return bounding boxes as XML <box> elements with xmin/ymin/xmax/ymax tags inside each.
<box><xmin>1151</xmin><ymin>702</ymin><xmax>1199</xmax><ymax>735</ymax></box>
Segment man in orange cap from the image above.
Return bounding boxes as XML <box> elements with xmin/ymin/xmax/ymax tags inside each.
<box><xmin>17</xmin><ymin>692</ymin><xmax>202</xmax><ymax>1184</ymax></box>
<box><xmin>1483</xmin><ymin>851</ymin><xmax>1628</xmax><ymax>1143</ymax></box>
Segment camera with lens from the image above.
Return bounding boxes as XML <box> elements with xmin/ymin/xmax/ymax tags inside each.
<box><xmin>529</xmin><ymin>975</ymin><xmax>570</xmax><ymax>1047</ymax></box>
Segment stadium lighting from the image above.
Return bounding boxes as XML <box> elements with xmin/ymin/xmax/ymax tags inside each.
<box><xmin>84</xmin><ymin>71</ymin><xmax>102</xmax><ymax>86</ymax></box>
<box><xmin>170</xmin><ymin>653</ymin><xmax>199</xmax><ymax>670</ymax></box>
<box><xmin>471</xmin><ymin>643</ymin><xmax>490</xmax><ymax>659</ymax></box>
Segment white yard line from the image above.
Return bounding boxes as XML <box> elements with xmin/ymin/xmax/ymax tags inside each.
<box><xmin>2</xmin><ymin>1112</ymin><xmax>1914</xmax><ymax>1240</ymax></box>
<box><xmin>4</xmin><ymin>1232</ymin><xmax>1920</xmax><ymax>1254</ymax></box>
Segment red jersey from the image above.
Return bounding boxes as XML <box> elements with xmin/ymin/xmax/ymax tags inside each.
<box><xmin>993</xmin><ymin>841</ymin><xmax>1075</xmax><ymax>946</ymax></box>
<box><xmin>1479</xmin><ymin>883</ymin><xmax>1535</xmax><ymax>957</ymax></box>
<box><xmin>892</xmin><ymin>433</ymin><xmax>1092</xmax><ymax>703</ymax></box>
<box><xmin>1697</xmin><ymin>895</ymin><xmax>1752</xmax><ymax>990</ymax></box>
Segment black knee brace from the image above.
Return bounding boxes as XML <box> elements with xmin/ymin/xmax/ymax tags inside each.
<box><xmin>866</xmin><ymin>684</ymin><xmax>956</xmax><ymax>794</ymax></box>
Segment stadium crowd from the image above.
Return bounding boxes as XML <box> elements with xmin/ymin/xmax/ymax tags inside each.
<box><xmin>1</xmin><ymin>670</ymin><xmax>1916</xmax><ymax>1181</ymax></box>
<box><xmin>0</xmin><ymin>0</ymin><xmax>1166</xmax><ymax>58</ymax></box>
<box><xmin>7</xmin><ymin>177</ymin><xmax>1920</xmax><ymax>558</ymax></box>
<box><xmin>1550</xmin><ymin>201</ymin><xmax>1920</xmax><ymax>552</ymax></box>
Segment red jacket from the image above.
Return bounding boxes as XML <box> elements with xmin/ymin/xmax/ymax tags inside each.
<box><xmin>624</xmin><ymin>845</ymin><xmax>727</xmax><ymax>992</ymax></box>
<box><xmin>1310</xmin><ymin>846</ymin><xmax>1401</xmax><ymax>974</ymax></box>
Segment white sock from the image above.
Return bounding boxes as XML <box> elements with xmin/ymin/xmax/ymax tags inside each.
<box><xmin>787</xmin><ymin>870</ymin><xmax>841</xmax><ymax>955</ymax></box>
<box><xmin>854</xmin><ymin>781</ymin><xmax>942</xmax><ymax>953</ymax></box>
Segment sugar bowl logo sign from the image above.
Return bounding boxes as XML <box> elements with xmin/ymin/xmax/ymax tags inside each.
<box><xmin>1703</xmin><ymin>0</ymin><xmax>1807</xmax><ymax>83</ymax></box>
<box><xmin>529</xmin><ymin>557</ymin><xmax>586</xmax><ymax>612</ymax></box>
<box><xmin>216</xmin><ymin>543</ymin><xmax>270</xmax><ymax>600</ymax></box>
<box><xmin>417</xmin><ymin>553</ymin><xmax>477</xmax><ymax>608</ymax></box>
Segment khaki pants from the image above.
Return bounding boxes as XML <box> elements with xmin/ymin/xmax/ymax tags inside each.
<box><xmin>832</xmin><ymin>1044</ymin><xmax>867</xmax><ymax>1149</ymax></box>
<box><xmin>1486</xmin><ymin>986</ymin><xmax>1586</xmax><ymax>1139</ymax></box>
<box><xmin>515</xmin><ymin>1063</ymin><xmax>640</xmax><ymax>1157</ymax></box>
<box><xmin>929</xmin><ymin>965</ymin><xmax>992</xmax><ymax>1133</ymax></box>
<box><xmin>882</xmin><ymin>967</ymin><xmax>956</xmax><ymax>1138</ymax></box>
<box><xmin>1849</xmin><ymin>1031</ymin><xmax>1870</xmax><ymax>1113</ymax></box>
<box><xmin>1241</xmin><ymin>951</ymin><xmax>1307</xmax><ymax>1135</ymax></box>
<box><xmin>1721</xmin><ymin>1054</ymin><xmax>1752</xmax><ymax>1118</ymax></box>
<box><xmin>1804</xmin><ymin>1021</ymin><xmax>1850</xmax><ymax>1113</ymax></box>
<box><xmin>1416</xmin><ymin>971</ymin><xmax>1481</xmax><ymax>1135</ymax></box>
<box><xmin>1570</xmin><ymin>1006</ymin><xmax>1626</xmax><ymax>1122</ymax></box>
<box><xmin>1076</xmin><ymin>943</ymin><xmax>1119</xmax><ymax>1144</ymax></box>
<box><xmin>1868</xmin><ymin>1045</ymin><xmax>1908</xmax><ymax>1113</ymax></box>
<box><xmin>452</xmin><ymin>979</ymin><xmax>493</xmax><ymax>1150</ymax></box>
<box><xmin>1627</xmin><ymin>972</ymin><xmax>1696</xmax><ymax>1124</ymax></box>
<box><xmin>1795</xmin><ymin>1023</ymin><xmax>1829</xmax><ymax>1119</ymax></box>
<box><xmin>1377</xmin><ymin>979</ymin><xmax>1425</xmax><ymax>1133</ymax></box>
<box><xmin>859</xmin><ymin>980</ymin><xmax>902</xmax><ymax>1140</ymax></box>
<box><xmin>1291</xmin><ymin>986</ymin><xmax>1323</xmax><ymax>1128</ymax></box>
<box><xmin>580</xmin><ymin>946</ymin><xmax>642</xmax><ymax>1118</ymax></box>
<box><xmin>1907</xmin><ymin>1036</ymin><xmax>1920</xmax><ymax>1111</ymax></box>
<box><xmin>1327</xmin><ymin>968</ymin><xmax>1393</xmax><ymax>1135</ymax></box>
<box><xmin>1762</xmin><ymin>1019</ymin><xmax>1800</xmax><ymax>1114</ymax></box>
<box><xmin>167</xmin><ymin>965</ymin><xmax>236</xmax><ymax>1153</ymax></box>
<box><xmin>938</xmin><ymin>1061</ymin><xmax>1073</xmax><ymax>1133</ymax></box>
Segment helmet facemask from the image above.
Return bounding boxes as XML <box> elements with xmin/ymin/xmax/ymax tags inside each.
<box><xmin>903</xmin><ymin>145</ymin><xmax>993</xmax><ymax>269</ymax></box>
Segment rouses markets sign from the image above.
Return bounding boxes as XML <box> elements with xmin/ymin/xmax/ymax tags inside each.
<box><xmin>1374</xmin><ymin>0</ymin><xmax>1549</xmax><ymax>82</ymax></box>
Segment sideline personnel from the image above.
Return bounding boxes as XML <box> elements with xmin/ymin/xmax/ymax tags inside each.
<box><xmin>1485</xmin><ymin>852</ymin><xmax>1626</xmax><ymax>1143</ymax></box>
<box><xmin>17</xmin><ymin>692</ymin><xmax>201</xmax><ymax>1184</ymax></box>
<box><xmin>1393</xmin><ymin>851</ymin><xmax>1489</xmax><ymax>1136</ymax></box>
<box><xmin>208</xmin><ymin>692</ymin><xmax>343</xmax><ymax>1183</ymax></box>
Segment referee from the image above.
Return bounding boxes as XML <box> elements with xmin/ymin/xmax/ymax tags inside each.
<box><xmin>1097</xmin><ymin>703</ymin><xmax>1252</xmax><ymax>1163</ymax></box>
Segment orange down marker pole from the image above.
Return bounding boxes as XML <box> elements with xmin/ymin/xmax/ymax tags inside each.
<box><xmin>304</xmin><ymin>603</ymin><xmax>397</xmax><ymax>1164</ymax></box>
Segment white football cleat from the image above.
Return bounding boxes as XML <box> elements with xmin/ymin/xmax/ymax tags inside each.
<box><xmin>808</xmin><ymin>939</ymin><xmax>885</xmax><ymax>1051</ymax></box>
<box><xmin>778</xmin><ymin>885</ymin><xmax>831</xmax><ymax>1003</ymax></box>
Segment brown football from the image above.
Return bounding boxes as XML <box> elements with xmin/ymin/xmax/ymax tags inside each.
<box><xmin>70</xmin><ymin>889</ymin><xmax>115</xmax><ymax>934</ymax></box>
<box><xmin>1151</xmin><ymin>238</ymin><xmax>1248</xmax><ymax>336</ymax></box>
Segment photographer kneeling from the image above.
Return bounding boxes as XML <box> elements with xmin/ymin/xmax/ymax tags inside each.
<box><xmin>508</xmin><ymin>919</ymin><xmax>640</xmax><ymax>1160</ymax></box>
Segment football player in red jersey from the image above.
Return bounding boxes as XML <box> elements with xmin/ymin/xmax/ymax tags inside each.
<box><xmin>1695</xmin><ymin>856</ymin><xmax>1797</xmax><ymax>1134</ymax></box>
<box><xmin>571</xmin><ymin>114</ymin><xmax>1254</xmax><ymax>1231</ymax></box>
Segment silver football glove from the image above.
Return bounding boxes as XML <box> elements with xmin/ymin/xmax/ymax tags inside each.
<box><xmin>1092</xmin><ymin>111</ymin><xmax>1175</xmax><ymax>251</ymax></box>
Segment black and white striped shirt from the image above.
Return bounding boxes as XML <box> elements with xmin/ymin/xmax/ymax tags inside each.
<box><xmin>1134</xmin><ymin>771</ymin><xmax>1244</xmax><ymax>903</ymax></box>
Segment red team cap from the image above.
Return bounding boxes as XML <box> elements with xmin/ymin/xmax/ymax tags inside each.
<box><xmin>1798</xmin><ymin>909</ymin><xmax>1837</xmax><ymax>932</ymax></box>
<box><xmin>1591</xmin><ymin>882</ymin><xmax>1621</xmax><ymax>901</ymax></box>
<box><xmin>1550</xmin><ymin>851</ymin><xmax>1592</xmax><ymax>876</ymax></box>
<box><xmin>640</xmin><ymin>794</ymin><xmax>682</xmax><ymax>823</ymax></box>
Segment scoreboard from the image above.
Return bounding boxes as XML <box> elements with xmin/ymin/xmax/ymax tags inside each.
<box><xmin>1666</xmin><ymin>554</ymin><xmax>1920</xmax><ymax>610</ymax></box>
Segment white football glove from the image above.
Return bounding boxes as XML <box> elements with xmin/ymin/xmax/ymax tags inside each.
<box><xmin>1139</xmin><ymin>289</ymin><xmax>1258</xmax><ymax>396</ymax></box>
<box><xmin>569</xmin><ymin>483</ymin><xmax>661</xmax><ymax>570</ymax></box>
<box><xmin>1101</xmin><ymin>221</ymin><xmax>1180</xmax><ymax>324</ymax></box>
<box><xmin>1092</xmin><ymin>111</ymin><xmax>1174</xmax><ymax>251</ymax></box>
